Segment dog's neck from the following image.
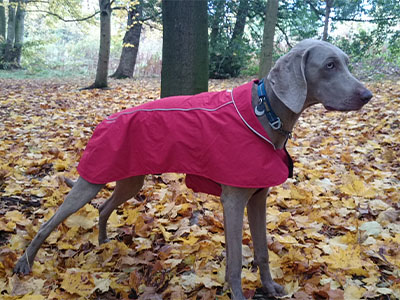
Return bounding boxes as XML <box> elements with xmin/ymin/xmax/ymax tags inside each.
<box><xmin>252</xmin><ymin>77</ymin><xmax>300</xmax><ymax>149</ymax></box>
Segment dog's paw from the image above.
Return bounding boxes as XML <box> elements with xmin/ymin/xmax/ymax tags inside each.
<box><xmin>13</xmin><ymin>257</ymin><xmax>32</xmax><ymax>275</ymax></box>
<box><xmin>98</xmin><ymin>237</ymin><xmax>111</xmax><ymax>245</ymax></box>
<box><xmin>255</xmin><ymin>281</ymin><xmax>286</xmax><ymax>299</ymax></box>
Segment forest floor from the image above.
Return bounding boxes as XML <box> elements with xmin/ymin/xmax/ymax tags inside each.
<box><xmin>0</xmin><ymin>77</ymin><xmax>399</xmax><ymax>299</ymax></box>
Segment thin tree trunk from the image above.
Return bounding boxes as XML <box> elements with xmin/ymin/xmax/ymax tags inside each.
<box><xmin>209</xmin><ymin>0</ymin><xmax>225</xmax><ymax>50</ymax></box>
<box><xmin>231</xmin><ymin>0</ymin><xmax>248</xmax><ymax>41</ymax></box>
<box><xmin>111</xmin><ymin>0</ymin><xmax>142</xmax><ymax>79</ymax></box>
<box><xmin>161</xmin><ymin>0</ymin><xmax>208</xmax><ymax>98</ymax></box>
<box><xmin>322</xmin><ymin>0</ymin><xmax>333</xmax><ymax>41</ymax></box>
<box><xmin>4</xmin><ymin>0</ymin><xmax>17</xmax><ymax>65</ymax></box>
<box><xmin>209</xmin><ymin>0</ymin><xmax>226</xmax><ymax>79</ymax></box>
<box><xmin>0</xmin><ymin>0</ymin><xmax>6</xmax><ymax>41</ymax></box>
<box><xmin>14</xmin><ymin>0</ymin><xmax>26</xmax><ymax>67</ymax></box>
<box><xmin>227</xmin><ymin>0</ymin><xmax>248</xmax><ymax>77</ymax></box>
<box><xmin>87</xmin><ymin>0</ymin><xmax>111</xmax><ymax>89</ymax></box>
<box><xmin>259</xmin><ymin>0</ymin><xmax>279</xmax><ymax>77</ymax></box>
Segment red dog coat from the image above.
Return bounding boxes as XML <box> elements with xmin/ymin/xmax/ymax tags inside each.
<box><xmin>77</xmin><ymin>81</ymin><xmax>293</xmax><ymax>196</ymax></box>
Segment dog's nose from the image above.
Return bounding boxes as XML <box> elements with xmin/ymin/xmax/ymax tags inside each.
<box><xmin>360</xmin><ymin>89</ymin><xmax>373</xmax><ymax>103</ymax></box>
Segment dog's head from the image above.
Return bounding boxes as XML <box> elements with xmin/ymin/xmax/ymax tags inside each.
<box><xmin>267</xmin><ymin>39</ymin><xmax>372</xmax><ymax>114</ymax></box>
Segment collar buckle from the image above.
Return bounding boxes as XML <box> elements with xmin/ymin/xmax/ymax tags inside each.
<box><xmin>255</xmin><ymin>79</ymin><xmax>291</xmax><ymax>139</ymax></box>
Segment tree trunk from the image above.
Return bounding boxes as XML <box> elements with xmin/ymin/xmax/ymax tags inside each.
<box><xmin>226</xmin><ymin>0</ymin><xmax>249</xmax><ymax>77</ymax></box>
<box><xmin>111</xmin><ymin>0</ymin><xmax>142</xmax><ymax>79</ymax></box>
<box><xmin>259</xmin><ymin>0</ymin><xmax>279</xmax><ymax>77</ymax></box>
<box><xmin>0</xmin><ymin>0</ymin><xmax>6</xmax><ymax>41</ymax></box>
<box><xmin>161</xmin><ymin>0</ymin><xmax>208</xmax><ymax>98</ymax></box>
<box><xmin>209</xmin><ymin>0</ymin><xmax>225</xmax><ymax>50</ymax></box>
<box><xmin>231</xmin><ymin>0</ymin><xmax>248</xmax><ymax>41</ymax></box>
<box><xmin>90</xmin><ymin>0</ymin><xmax>111</xmax><ymax>89</ymax></box>
<box><xmin>4</xmin><ymin>0</ymin><xmax>17</xmax><ymax>66</ymax></box>
<box><xmin>209</xmin><ymin>0</ymin><xmax>227</xmax><ymax>79</ymax></box>
<box><xmin>322</xmin><ymin>0</ymin><xmax>333</xmax><ymax>41</ymax></box>
<box><xmin>14</xmin><ymin>0</ymin><xmax>26</xmax><ymax>67</ymax></box>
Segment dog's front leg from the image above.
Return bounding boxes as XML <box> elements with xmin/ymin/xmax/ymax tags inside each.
<box><xmin>247</xmin><ymin>188</ymin><xmax>286</xmax><ymax>298</ymax></box>
<box><xmin>220</xmin><ymin>185</ymin><xmax>256</xmax><ymax>300</ymax></box>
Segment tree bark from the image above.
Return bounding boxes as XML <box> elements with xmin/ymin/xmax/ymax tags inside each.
<box><xmin>161</xmin><ymin>0</ymin><xmax>208</xmax><ymax>98</ymax></box>
<box><xmin>231</xmin><ymin>0</ymin><xmax>249</xmax><ymax>41</ymax></box>
<box><xmin>322</xmin><ymin>0</ymin><xmax>333</xmax><ymax>41</ymax></box>
<box><xmin>259</xmin><ymin>0</ymin><xmax>279</xmax><ymax>77</ymax></box>
<box><xmin>0</xmin><ymin>0</ymin><xmax>6</xmax><ymax>41</ymax></box>
<box><xmin>209</xmin><ymin>0</ymin><xmax>249</xmax><ymax>79</ymax></box>
<box><xmin>4</xmin><ymin>0</ymin><xmax>17</xmax><ymax>65</ymax></box>
<box><xmin>209</xmin><ymin>0</ymin><xmax>227</xmax><ymax>79</ymax></box>
<box><xmin>14</xmin><ymin>0</ymin><xmax>26</xmax><ymax>67</ymax></box>
<box><xmin>227</xmin><ymin>0</ymin><xmax>249</xmax><ymax>77</ymax></box>
<box><xmin>209</xmin><ymin>0</ymin><xmax>225</xmax><ymax>51</ymax></box>
<box><xmin>90</xmin><ymin>0</ymin><xmax>112</xmax><ymax>89</ymax></box>
<box><xmin>111</xmin><ymin>0</ymin><xmax>142</xmax><ymax>79</ymax></box>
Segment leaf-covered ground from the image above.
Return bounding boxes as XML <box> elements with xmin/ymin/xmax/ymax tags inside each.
<box><xmin>0</xmin><ymin>77</ymin><xmax>399</xmax><ymax>300</ymax></box>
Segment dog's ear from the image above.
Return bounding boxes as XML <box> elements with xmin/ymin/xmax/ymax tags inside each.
<box><xmin>267</xmin><ymin>48</ymin><xmax>309</xmax><ymax>114</ymax></box>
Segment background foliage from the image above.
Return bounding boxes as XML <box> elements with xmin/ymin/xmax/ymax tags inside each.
<box><xmin>0</xmin><ymin>0</ymin><xmax>399</xmax><ymax>79</ymax></box>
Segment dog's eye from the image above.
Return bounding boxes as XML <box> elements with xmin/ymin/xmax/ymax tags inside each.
<box><xmin>326</xmin><ymin>62</ymin><xmax>335</xmax><ymax>69</ymax></box>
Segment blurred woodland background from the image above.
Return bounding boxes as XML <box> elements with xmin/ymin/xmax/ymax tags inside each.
<box><xmin>0</xmin><ymin>0</ymin><xmax>399</xmax><ymax>82</ymax></box>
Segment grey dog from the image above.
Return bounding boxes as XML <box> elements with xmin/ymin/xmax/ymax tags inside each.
<box><xmin>14</xmin><ymin>39</ymin><xmax>372</xmax><ymax>299</ymax></box>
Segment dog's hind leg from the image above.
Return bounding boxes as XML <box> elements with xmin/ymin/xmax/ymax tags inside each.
<box><xmin>98</xmin><ymin>175</ymin><xmax>145</xmax><ymax>244</ymax></box>
<box><xmin>14</xmin><ymin>177</ymin><xmax>104</xmax><ymax>274</ymax></box>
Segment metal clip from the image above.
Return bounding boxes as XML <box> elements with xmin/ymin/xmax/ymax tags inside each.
<box><xmin>254</xmin><ymin>98</ymin><xmax>266</xmax><ymax>117</ymax></box>
<box><xmin>269</xmin><ymin>118</ymin><xmax>282</xmax><ymax>130</ymax></box>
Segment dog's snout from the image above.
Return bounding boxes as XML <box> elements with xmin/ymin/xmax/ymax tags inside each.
<box><xmin>360</xmin><ymin>88</ymin><xmax>373</xmax><ymax>103</ymax></box>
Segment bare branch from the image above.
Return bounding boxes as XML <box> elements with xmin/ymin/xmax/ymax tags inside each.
<box><xmin>306</xmin><ymin>0</ymin><xmax>323</xmax><ymax>17</ymax></box>
<box><xmin>332</xmin><ymin>16</ymin><xmax>400</xmax><ymax>23</ymax></box>
<box><xmin>112</xmin><ymin>6</ymin><xmax>127</xmax><ymax>11</ymax></box>
<box><xmin>276</xmin><ymin>23</ymin><xmax>292</xmax><ymax>48</ymax></box>
<box><xmin>26</xmin><ymin>9</ymin><xmax>99</xmax><ymax>22</ymax></box>
<box><xmin>305</xmin><ymin>0</ymin><xmax>400</xmax><ymax>23</ymax></box>
<box><xmin>141</xmin><ymin>11</ymin><xmax>161</xmax><ymax>22</ymax></box>
<box><xmin>26</xmin><ymin>0</ymin><xmax>50</xmax><ymax>4</ymax></box>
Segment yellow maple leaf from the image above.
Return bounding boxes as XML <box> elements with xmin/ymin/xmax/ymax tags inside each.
<box><xmin>4</xmin><ymin>182</ymin><xmax>23</xmax><ymax>196</ymax></box>
<box><xmin>9</xmin><ymin>275</ymin><xmax>45</xmax><ymax>297</ymax></box>
<box><xmin>242</xmin><ymin>268</ymin><xmax>259</xmax><ymax>283</ymax></box>
<box><xmin>53</xmin><ymin>159</ymin><xmax>69</xmax><ymax>171</ymax></box>
<box><xmin>125</xmin><ymin>207</ymin><xmax>140</xmax><ymax>225</ymax></box>
<box><xmin>65</xmin><ymin>214</ymin><xmax>96</xmax><ymax>230</ymax></box>
<box><xmin>290</xmin><ymin>185</ymin><xmax>313</xmax><ymax>204</ymax></box>
<box><xmin>60</xmin><ymin>269</ymin><xmax>95</xmax><ymax>297</ymax></box>
<box><xmin>274</xmin><ymin>234</ymin><xmax>298</xmax><ymax>244</ymax></box>
<box><xmin>340</xmin><ymin>174</ymin><xmax>376</xmax><ymax>198</ymax></box>
<box><xmin>158</xmin><ymin>224</ymin><xmax>172</xmax><ymax>241</ymax></box>
<box><xmin>178</xmin><ymin>235</ymin><xmax>198</xmax><ymax>245</ymax></box>
<box><xmin>0</xmin><ymin>220</ymin><xmax>15</xmax><ymax>232</ymax></box>
<box><xmin>30</xmin><ymin>187</ymin><xmax>48</xmax><ymax>198</ymax></box>
<box><xmin>92</xmin><ymin>274</ymin><xmax>111</xmax><ymax>294</ymax></box>
<box><xmin>325</xmin><ymin>246</ymin><xmax>373</xmax><ymax>276</ymax></box>
<box><xmin>134</xmin><ymin>237</ymin><xmax>152</xmax><ymax>251</ymax></box>
<box><xmin>344</xmin><ymin>285</ymin><xmax>366</xmax><ymax>299</ymax></box>
<box><xmin>163</xmin><ymin>258</ymin><xmax>182</xmax><ymax>268</ymax></box>
<box><xmin>108</xmin><ymin>210</ymin><xmax>121</xmax><ymax>227</ymax></box>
